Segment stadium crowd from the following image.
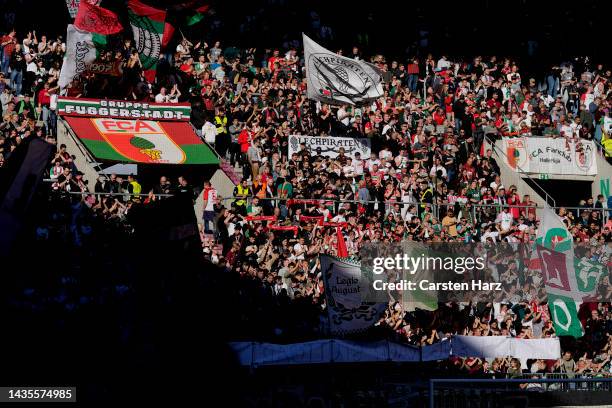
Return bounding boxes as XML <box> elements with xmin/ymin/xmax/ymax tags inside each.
<box><xmin>1</xmin><ymin>24</ymin><xmax>611</xmax><ymax>380</ymax></box>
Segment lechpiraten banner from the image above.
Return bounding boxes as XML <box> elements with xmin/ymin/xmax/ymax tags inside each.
<box><xmin>288</xmin><ymin>135</ymin><xmax>371</xmax><ymax>159</ymax></box>
<box><xmin>502</xmin><ymin>136</ymin><xmax>597</xmax><ymax>176</ymax></box>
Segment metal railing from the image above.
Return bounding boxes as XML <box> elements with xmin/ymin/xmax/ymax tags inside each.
<box><xmin>40</xmin><ymin>185</ymin><xmax>610</xmax><ymax>229</ymax></box>
<box><xmin>429</xmin><ymin>377</ymin><xmax>612</xmax><ymax>408</ymax></box>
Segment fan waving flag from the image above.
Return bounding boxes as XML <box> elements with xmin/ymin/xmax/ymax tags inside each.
<box><xmin>128</xmin><ymin>0</ymin><xmax>166</xmax><ymax>83</ymax></box>
<box><xmin>532</xmin><ymin>206</ymin><xmax>606</xmax><ymax>338</ymax></box>
<box><xmin>303</xmin><ymin>33</ymin><xmax>383</xmax><ymax>105</ymax></box>
<box><xmin>185</xmin><ymin>4</ymin><xmax>209</xmax><ymax>26</ymax></box>
<box><xmin>58</xmin><ymin>25</ymin><xmax>107</xmax><ymax>89</ymax></box>
<box><xmin>75</xmin><ymin>1</ymin><xmax>123</xmax><ymax>35</ymax></box>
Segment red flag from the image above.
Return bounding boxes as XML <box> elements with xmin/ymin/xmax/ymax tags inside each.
<box><xmin>75</xmin><ymin>1</ymin><xmax>123</xmax><ymax>35</ymax></box>
<box><xmin>162</xmin><ymin>22</ymin><xmax>175</xmax><ymax>50</ymax></box>
<box><xmin>336</xmin><ymin>227</ymin><xmax>348</xmax><ymax>258</ymax></box>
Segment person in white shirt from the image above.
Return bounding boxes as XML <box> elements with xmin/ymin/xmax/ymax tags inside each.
<box><xmin>379</xmin><ymin>147</ymin><xmax>393</xmax><ymax>160</ymax></box>
<box><xmin>365</xmin><ymin>153</ymin><xmax>380</xmax><ymax>172</ymax></box>
<box><xmin>437</xmin><ymin>56</ymin><xmax>451</xmax><ymax>70</ymax></box>
<box><xmin>496</xmin><ymin>207</ymin><xmax>513</xmax><ymax>231</ymax></box>
<box><xmin>167</xmin><ymin>84</ymin><xmax>181</xmax><ymax>103</ymax></box>
<box><xmin>337</xmin><ymin>105</ymin><xmax>351</xmax><ymax>126</ymax></box>
<box><xmin>202</xmin><ymin>120</ymin><xmax>217</xmax><ymax>145</ymax></box>
<box><xmin>155</xmin><ymin>87</ymin><xmax>169</xmax><ymax>103</ymax></box>
<box><xmin>569</xmin><ymin>117</ymin><xmax>582</xmax><ymax>138</ymax></box>
<box><xmin>559</xmin><ymin>118</ymin><xmax>574</xmax><ymax>140</ymax></box>
<box><xmin>342</xmin><ymin>157</ymin><xmax>355</xmax><ymax>178</ymax></box>
<box><xmin>352</xmin><ymin>152</ymin><xmax>364</xmax><ymax>177</ymax></box>
<box><xmin>429</xmin><ymin>157</ymin><xmax>447</xmax><ymax>179</ymax></box>
<box><xmin>293</xmin><ymin>237</ymin><xmax>307</xmax><ymax>260</ymax></box>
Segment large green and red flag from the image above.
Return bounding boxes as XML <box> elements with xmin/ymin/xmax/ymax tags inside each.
<box><xmin>532</xmin><ymin>206</ymin><xmax>606</xmax><ymax>338</ymax></box>
<box><xmin>64</xmin><ymin>116</ymin><xmax>219</xmax><ymax>165</ymax></box>
<box><xmin>128</xmin><ymin>0</ymin><xmax>166</xmax><ymax>83</ymax></box>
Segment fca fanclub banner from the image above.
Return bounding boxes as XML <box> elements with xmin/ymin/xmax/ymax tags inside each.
<box><xmin>289</xmin><ymin>135</ymin><xmax>371</xmax><ymax>159</ymax></box>
<box><xmin>57</xmin><ymin>97</ymin><xmax>190</xmax><ymax>121</ymax></box>
<box><xmin>502</xmin><ymin>136</ymin><xmax>597</xmax><ymax>176</ymax></box>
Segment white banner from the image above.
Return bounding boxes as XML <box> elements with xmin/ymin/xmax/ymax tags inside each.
<box><xmin>451</xmin><ymin>336</ymin><xmax>560</xmax><ymax>360</ymax></box>
<box><xmin>230</xmin><ymin>337</ymin><xmax>559</xmax><ymax>366</ymax></box>
<box><xmin>502</xmin><ymin>137</ymin><xmax>597</xmax><ymax>176</ymax></box>
<box><xmin>58</xmin><ymin>25</ymin><xmax>98</xmax><ymax>89</ymax></box>
<box><xmin>289</xmin><ymin>135</ymin><xmax>371</xmax><ymax>159</ymax></box>
<box><xmin>303</xmin><ymin>33</ymin><xmax>383</xmax><ymax>105</ymax></box>
<box><xmin>320</xmin><ymin>256</ymin><xmax>386</xmax><ymax>336</ymax></box>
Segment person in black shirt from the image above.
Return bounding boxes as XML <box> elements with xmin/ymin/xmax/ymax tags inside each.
<box><xmin>104</xmin><ymin>173</ymin><xmax>120</xmax><ymax>195</ymax></box>
<box><xmin>452</xmin><ymin>96</ymin><xmax>466</xmax><ymax>129</ymax></box>
<box><xmin>154</xmin><ymin>176</ymin><xmax>173</xmax><ymax>198</ymax></box>
<box><xmin>177</xmin><ymin>176</ymin><xmax>195</xmax><ymax>201</ymax></box>
<box><xmin>9</xmin><ymin>46</ymin><xmax>25</xmax><ymax>96</ymax></box>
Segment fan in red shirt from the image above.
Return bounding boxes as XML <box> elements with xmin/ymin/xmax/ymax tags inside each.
<box><xmin>433</xmin><ymin>108</ymin><xmax>446</xmax><ymax>125</ymax></box>
<box><xmin>267</xmin><ymin>49</ymin><xmax>281</xmax><ymax>72</ymax></box>
<box><xmin>37</xmin><ymin>83</ymin><xmax>54</xmax><ymax>107</ymax></box>
<box><xmin>238</xmin><ymin>126</ymin><xmax>252</xmax><ymax>154</ymax></box>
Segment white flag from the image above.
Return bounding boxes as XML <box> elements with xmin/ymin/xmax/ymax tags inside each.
<box><xmin>320</xmin><ymin>255</ymin><xmax>386</xmax><ymax>336</ymax></box>
<box><xmin>58</xmin><ymin>25</ymin><xmax>101</xmax><ymax>89</ymax></box>
<box><xmin>303</xmin><ymin>34</ymin><xmax>384</xmax><ymax>105</ymax></box>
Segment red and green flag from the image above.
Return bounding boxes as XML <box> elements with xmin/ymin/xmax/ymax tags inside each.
<box><xmin>185</xmin><ymin>4</ymin><xmax>209</xmax><ymax>26</ymax></box>
<box><xmin>64</xmin><ymin>116</ymin><xmax>219</xmax><ymax>165</ymax></box>
<box><xmin>128</xmin><ymin>0</ymin><xmax>166</xmax><ymax>83</ymax></box>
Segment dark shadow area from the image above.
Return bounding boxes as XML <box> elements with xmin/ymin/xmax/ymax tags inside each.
<box><xmin>0</xmin><ymin>184</ymin><xmax>243</xmax><ymax>404</ymax></box>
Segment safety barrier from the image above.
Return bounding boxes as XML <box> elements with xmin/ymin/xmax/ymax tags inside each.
<box><xmin>429</xmin><ymin>377</ymin><xmax>612</xmax><ymax>408</ymax></box>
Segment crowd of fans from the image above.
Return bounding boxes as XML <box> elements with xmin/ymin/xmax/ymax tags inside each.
<box><xmin>1</xmin><ymin>23</ymin><xmax>611</xmax><ymax>381</ymax></box>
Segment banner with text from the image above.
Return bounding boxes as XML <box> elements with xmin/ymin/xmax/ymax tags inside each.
<box><xmin>502</xmin><ymin>137</ymin><xmax>597</xmax><ymax>176</ymax></box>
<box><xmin>57</xmin><ymin>97</ymin><xmax>190</xmax><ymax>121</ymax></box>
<box><xmin>289</xmin><ymin>135</ymin><xmax>371</xmax><ymax>159</ymax></box>
<box><xmin>320</xmin><ymin>256</ymin><xmax>386</xmax><ymax>336</ymax></box>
